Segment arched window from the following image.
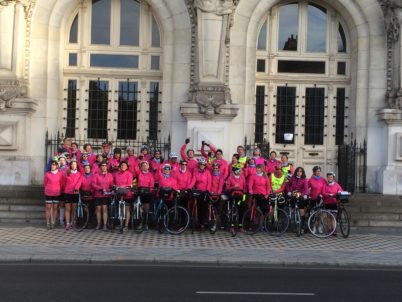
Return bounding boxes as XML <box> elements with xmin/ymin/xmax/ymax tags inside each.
<box><xmin>254</xmin><ymin>1</ymin><xmax>350</xmax><ymax>170</ymax></box>
<box><xmin>64</xmin><ymin>0</ymin><xmax>162</xmax><ymax>140</ymax></box>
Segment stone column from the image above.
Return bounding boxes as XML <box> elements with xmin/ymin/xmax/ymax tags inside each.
<box><xmin>377</xmin><ymin>0</ymin><xmax>402</xmax><ymax>194</ymax></box>
<box><xmin>180</xmin><ymin>0</ymin><xmax>239</xmax><ymax>155</ymax></box>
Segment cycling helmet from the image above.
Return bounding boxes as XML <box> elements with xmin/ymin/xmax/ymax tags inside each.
<box><xmin>162</xmin><ymin>163</ymin><xmax>172</xmax><ymax>170</ymax></box>
<box><xmin>126</xmin><ymin>146</ymin><xmax>135</xmax><ymax>152</ymax></box>
<box><xmin>197</xmin><ymin>157</ymin><xmax>207</xmax><ymax>165</ymax></box>
<box><xmin>169</xmin><ymin>152</ymin><xmax>178</xmax><ymax>158</ymax></box>
<box><xmin>327</xmin><ymin>171</ymin><xmax>336</xmax><ymax>177</ymax></box>
<box><xmin>232</xmin><ymin>163</ymin><xmax>242</xmax><ymax>172</ymax></box>
<box><xmin>212</xmin><ymin>162</ymin><xmax>220</xmax><ymax>168</ymax></box>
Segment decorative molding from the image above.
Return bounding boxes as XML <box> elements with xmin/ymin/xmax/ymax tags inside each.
<box><xmin>183</xmin><ymin>0</ymin><xmax>240</xmax><ymax>120</ymax></box>
<box><xmin>0</xmin><ymin>79</ymin><xmax>37</xmax><ymax>115</ymax></box>
<box><xmin>377</xmin><ymin>108</ymin><xmax>402</xmax><ymax>125</ymax></box>
<box><xmin>396</xmin><ymin>133</ymin><xmax>402</xmax><ymax>161</ymax></box>
<box><xmin>0</xmin><ymin>121</ymin><xmax>18</xmax><ymax>150</ymax></box>
<box><xmin>379</xmin><ymin>0</ymin><xmax>402</xmax><ymax>109</ymax></box>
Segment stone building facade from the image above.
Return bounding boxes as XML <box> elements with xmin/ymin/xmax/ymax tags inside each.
<box><xmin>0</xmin><ymin>0</ymin><xmax>401</xmax><ymax>194</ymax></box>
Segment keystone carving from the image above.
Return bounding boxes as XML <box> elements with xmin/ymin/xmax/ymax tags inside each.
<box><xmin>194</xmin><ymin>0</ymin><xmax>236</xmax><ymax>16</ymax></box>
<box><xmin>191</xmin><ymin>84</ymin><xmax>231</xmax><ymax>118</ymax></box>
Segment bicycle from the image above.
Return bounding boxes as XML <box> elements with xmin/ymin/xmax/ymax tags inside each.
<box><xmin>284</xmin><ymin>191</ymin><xmax>303</xmax><ymax>237</ymax></box>
<box><xmin>152</xmin><ymin>187</ymin><xmax>170</xmax><ymax>233</ymax></box>
<box><xmin>307</xmin><ymin>198</ymin><xmax>337</xmax><ymax>238</ymax></box>
<box><xmin>188</xmin><ymin>190</ymin><xmax>203</xmax><ymax>234</ymax></box>
<box><xmin>242</xmin><ymin>195</ymin><xmax>264</xmax><ymax>235</ymax></box>
<box><xmin>207</xmin><ymin>194</ymin><xmax>220</xmax><ymax>234</ymax></box>
<box><xmin>164</xmin><ymin>190</ymin><xmax>190</xmax><ymax>235</ymax></box>
<box><xmin>72</xmin><ymin>192</ymin><xmax>90</xmax><ymax>232</ymax></box>
<box><xmin>132</xmin><ymin>187</ymin><xmax>153</xmax><ymax>233</ymax></box>
<box><xmin>115</xmin><ymin>187</ymin><xmax>130</xmax><ymax>234</ymax></box>
<box><xmin>222</xmin><ymin>191</ymin><xmax>242</xmax><ymax>237</ymax></box>
<box><xmin>264</xmin><ymin>193</ymin><xmax>289</xmax><ymax>236</ymax></box>
<box><xmin>336</xmin><ymin>192</ymin><xmax>351</xmax><ymax>238</ymax></box>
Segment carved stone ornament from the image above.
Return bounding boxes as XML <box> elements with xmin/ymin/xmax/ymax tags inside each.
<box><xmin>191</xmin><ymin>84</ymin><xmax>231</xmax><ymax>118</ymax></box>
<box><xmin>0</xmin><ymin>80</ymin><xmax>37</xmax><ymax>115</ymax></box>
<box><xmin>0</xmin><ymin>0</ymin><xmax>34</xmax><ymax>18</ymax></box>
<box><xmin>194</xmin><ymin>0</ymin><xmax>236</xmax><ymax>16</ymax></box>
<box><xmin>379</xmin><ymin>0</ymin><xmax>402</xmax><ymax>42</ymax></box>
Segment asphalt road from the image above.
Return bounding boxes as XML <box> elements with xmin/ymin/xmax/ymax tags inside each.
<box><xmin>0</xmin><ymin>264</ymin><xmax>401</xmax><ymax>302</ymax></box>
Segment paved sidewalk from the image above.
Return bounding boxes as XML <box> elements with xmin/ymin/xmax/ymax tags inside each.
<box><xmin>0</xmin><ymin>225</ymin><xmax>401</xmax><ymax>268</ymax></box>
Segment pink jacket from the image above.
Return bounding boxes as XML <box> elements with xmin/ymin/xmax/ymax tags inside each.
<box><xmin>244</xmin><ymin>166</ymin><xmax>257</xmax><ymax>180</ymax></box>
<box><xmin>211</xmin><ymin>158</ymin><xmax>229</xmax><ymax>179</ymax></box>
<box><xmin>248</xmin><ymin>174</ymin><xmax>271</xmax><ymax>196</ymax></box>
<box><xmin>44</xmin><ymin>171</ymin><xmax>63</xmax><ymax>197</ymax></box>
<box><xmin>180</xmin><ymin>144</ymin><xmax>198</xmax><ymax>174</ymax></box>
<box><xmin>210</xmin><ymin>173</ymin><xmax>224</xmax><ymax>194</ymax></box>
<box><xmin>62</xmin><ymin>171</ymin><xmax>82</xmax><ymax>194</ymax></box>
<box><xmin>176</xmin><ymin>169</ymin><xmax>193</xmax><ymax>190</ymax></box>
<box><xmin>253</xmin><ymin>156</ymin><xmax>266</xmax><ymax>166</ymax></box>
<box><xmin>137</xmin><ymin>171</ymin><xmax>155</xmax><ymax>189</ymax></box>
<box><xmin>81</xmin><ymin>173</ymin><xmax>95</xmax><ymax>195</ymax></box>
<box><xmin>114</xmin><ymin>170</ymin><xmax>133</xmax><ymax>199</ymax></box>
<box><xmin>108</xmin><ymin>158</ymin><xmax>121</xmax><ymax>174</ymax></box>
<box><xmin>225</xmin><ymin>174</ymin><xmax>246</xmax><ymax>193</ymax></box>
<box><xmin>308</xmin><ymin>177</ymin><xmax>327</xmax><ymax>200</ymax></box>
<box><xmin>125</xmin><ymin>155</ymin><xmax>139</xmax><ymax>177</ymax></box>
<box><xmin>191</xmin><ymin>170</ymin><xmax>211</xmax><ymax>192</ymax></box>
<box><xmin>322</xmin><ymin>182</ymin><xmax>343</xmax><ymax>205</ymax></box>
<box><xmin>158</xmin><ymin>174</ymin><xmax>178</xmax><ymax>191</ymax></box>
<box><xmin>266</xmin><ymin>159</ymin><xmax>281</xmax><ymax>174</ymax></box>
<box><xmin>92</xmin><ymin>172</ymin><xmax>115</xmax><ymax>198</ymax></box>
<box><xmin>286</xmin><ymin>176</ymin><xmax>309</xmax><ymax>196</ymax></box>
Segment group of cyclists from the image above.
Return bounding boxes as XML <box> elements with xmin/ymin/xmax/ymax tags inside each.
<box><xmin>43</xmin><ymin>137</ymin><xmax>346</xmax><ymax>236</ymax></box>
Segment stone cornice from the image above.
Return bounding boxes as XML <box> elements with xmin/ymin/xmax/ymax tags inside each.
<box><xmin>0</xmin><ymin>79</ymin><xmax>37</xmax><ymax>115</ymax></box>
<box><xmin>377</xmin><ymin>108</ymin><xmax>402</xmax><ymax>125</ymax></box>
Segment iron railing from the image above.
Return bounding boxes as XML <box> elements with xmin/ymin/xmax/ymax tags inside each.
<box><xmin>45</xmin><ymin>131</ymin><xmax>171</xmax><ymax>166</ymax></box>
<box><xmin>338</xmin><ymin>139</ymin><xmax>367</xmax><ymax>193</ymax></box>
<box><xmin>244</xmin><ymin>137</ymin><xmax>271</xmax><ymax>159</ymax></box>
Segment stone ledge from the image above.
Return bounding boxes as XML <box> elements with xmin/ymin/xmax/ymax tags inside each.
<box><xmin>180</xmin><ymin>101</ymin><xmax>239</xmax><ymax>121</ymax></box>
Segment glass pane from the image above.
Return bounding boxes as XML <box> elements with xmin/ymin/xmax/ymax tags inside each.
<box><xmin>255</xmin><ymin>86</ymin><xmax>265</xmax><ymax>143</ymax></box>
<box><xmin>69</xmin><ymin>14</ymin><xmax>78</xmax><ymax>43</ymax></box>
<box><xmin>278</xmin><ymin>60</ymin><xmax>325</xmax><ymax>73</ymax></box>
<box><xmin>278</xmin><ymin>4</ymin><xmax>298</xmax><ymax>51</ymax></box>
<box><xmin>257</xmin><ymin>59</ymin><xmax>266</xmax><ymax>72</ymax></box>
<box><xmin>69</xmin><ymin>53</ymin><xmax>77</xmax><ymax>66</ymax></box>
<box><xmin>149</xmin><ymin>82</ymin><xmax>159</xmax><ymax>140</ymax></box>
<box><xmin>66</xmin><ymin>80</ymin><xmax>77</xmax><ymax>138</ymax></box>
<box><xmin>257</xmin><ymin>20</ymin><xmax>267</xmax><ymax>50</ymax></box>
<box><xmin>275</xmin><ymin>86</ymin><xmax>296</xmax><ymax>144</ymax></box>
<box><xmin>337</xmin><ymin>61</ymin><xmax>346</xmax><ymax>75</ymax></box>
<box><xmin>120</xmin><ymin>0</ymin><xmax>140</xmax><ymax>46</ymax></box>
<box><xmin>118</xmin><ymin>81</ymin><xmax>138</xmax><ymax>139</ymax></box>
<box><xmin>88</xmin><ymin>80</ymin><xmax>109</xmax><ymax>139</ymax></box>
<box><xmin>151</xmin><ymin>55</ymin><xmax>160</xmax><ymax>70</ymax></box>
<box><xmin>91</xmin><ymin>0</ymin><xmax>111</xmax><ymax>45</ymax></box>
<box><xmin>338</xmin><ymin>23</ymin><xmax>347</xmax><ymax>52</ymax></box>
<box><xmin>152</xmin><ymin>15</ymin><xmax>160</xmax><ymax>47</ymax></box>
<box><xmin>336</xmin><ymin>88</ymin><xmax>346</xmax><ymax>145</ymax></box>
<box><xmin>305</xmin><ymin>87</ymin><xmax>325</xmax><ymax>145</ymax></box>
<box><xmin>307</xmin><ymin>3</ymin><xmax>326</xmax><ymax>52</ymax></box>
<box><xmin>90</xmin><ymin>54</ymin><xmax>139</xmax><ymax>68</ymax></box>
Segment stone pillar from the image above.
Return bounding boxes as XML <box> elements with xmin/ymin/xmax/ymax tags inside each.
<box><xmin>377</xmin><ymin>0</ymin><xmax>402</xmax><ymax>194</ymax></box>
<box><xmin>180</xmin><ymin>0</ymin><xmax>239</xmax><ymax>154</ymax></box>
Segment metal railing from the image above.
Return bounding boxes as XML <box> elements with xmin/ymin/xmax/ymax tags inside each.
<box><xmin>338</xmin><ymin>139</ymin><xmax>367</xmax><ymax>193</ymax></box>
<box><xmin>244</xmin><ymin>137</ymin><xmax>271</xmax><ymax>159</ymax></box>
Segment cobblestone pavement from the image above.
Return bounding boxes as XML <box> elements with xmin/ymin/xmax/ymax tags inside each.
<box><xmin>0</xmin><ymin>225</ymin><xmax>401</xmax><ymax>267</ymax></box>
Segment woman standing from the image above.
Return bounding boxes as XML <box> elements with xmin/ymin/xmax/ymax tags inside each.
<box><xmin>62</xmin><ymin>160</ymin><xmax>82</xmax><ymax>230</ymax></box>
<box><xmin>43</xmin><ymin>160</ymin><xmax>63</xmax><ymax>229</ymax></box>
<box><xmin>308</xmin><ymin>166</ymin><xmax>327</xmax><ymax>203</ymax></box>
<box><xmin>114</xmin><ymin>161</ymin><xmax>133</xmax><ymax>231</ymax></box>
<box><xmin>137</xmin><ymin>161</ymin><xmax>155</xmax><ymax>230</ymax></box>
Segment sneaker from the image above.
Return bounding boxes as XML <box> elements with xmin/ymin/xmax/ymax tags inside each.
<box><xmin>123</xmin><ymin>226</ymin><xmax>129</xmax><ymax>232</ymax></box>
<box><xmin>143</xmin><ymin>224</ymin><xmax>149</xmax><ymax>231</ymax></box>
<box><xmin>50</xmin><ymin>224</ymin><xmax>55</xmax><ymax>230</ymax></box>
<box><xmin>238</xmin><ymin>227</ymin><xmax>244</xmax><ymax>234</ymax></box>
<box><xmin>46</xmin><ymin>223</ymin><xmax>51</xmax><ymax>230</ymax></box>
<box><xmin>103</xmin><ymin>225</ymin><xmax>108</xmax><ymax>231</ymax></box>
<box><xmin>95</xmin><ymin>224</ymin><xmax>101</xmax><ymax>230</ymax></box>
<box><xmin>136</xmin><ymin>224</ymin><xmax>143</xmax><ymax>231</ymax></box>
<box><xmin>210</xmin><ymin>225</ymin><xmax>216</xmax><ymax>233</ymax></box>
<box><xmin>69</xmin><ymin>224</ymin><xmax>73</xmax><ymax>230</ymax></box>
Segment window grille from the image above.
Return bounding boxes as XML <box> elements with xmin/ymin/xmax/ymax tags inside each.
<box><xmin>65</xmin><ymin>80</ymin><xmax>77</xmax><ymax>138</ymax></box>
<box><xmin>335</xmin><ymin>88</ymin><xmax>346</xmax><ymax>145</ymax></box>
<box><xmin>275</xmin><ymin>86</ymin><xmax>296</xmax><ymax>144</ymax></box>
<box><xmin>148</xmin><ymin>82</ymin><xmax>160</xmax><ymax>140</ymax></box>
<box><xmin>117</xmin><ymin>80</ymin><xmax>138</xmax><ymax>140</ymax></box>
<box><xmin>88</xmin><ymin>80</ymin><xmax>109</xmax><ymax>139</ymax></box>
<box><xmin>255</xmin><ymin>86</ymin><xmax>265</xmax><ymax>143</ymax></box>
<box><xmin>304</xmin><ymin>87</ymin><xmax>325</xmax><ymax>145</ymax></box>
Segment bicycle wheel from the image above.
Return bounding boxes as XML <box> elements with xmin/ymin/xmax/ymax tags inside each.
<box><xmin>73</xmin><ymin>203</ymin><xmax>89</xmax><ymax>232</ymax></box>
<box><xmin>165</xmin><ymin>206</ymin><xmax>190</xmax><ymax>235</ymax></box>
<box><xmin>208</xmin><ymin>204</ymin><xmax>218</xmax><ymax>234</ymax></box>
<box><xmin>295</xmin><ymin>208</ymin><xmax>302</xmax><ymax>237</ymax></box>
<box><xmin>108</xmin><ymin>202</ymin><xmax>116</xmax><ymax>232</ymax></box>
<box><xmin>118</xmin><ymin>203</ymin><xmax>125</xmax><ymax>234</ymax></box>
<box><xmin>338</xmin><ymin>207</ymin><xmax>350</xmax><ymax>238</ymax></box>
<box><xmin>242</xmin><ymin>207</ymin><xmax>263</xmax><ymax>235</ymax></box>
<box><xmin>308</xmin><ymin>210</ymin><xmax>336</xmax><ymax>238</ymax></box>
<box><xmin>132</xmin><ymin>203</ymin><xmax>143</xmax><ymax>234</ymax></box>
<box><xmin>264</xmin><ymin>208</ymin><xmax>289</xmax><ymax>236</ymax></box>
<box><xmin>229</xmin><ymin>205</ymin><xmax>239</xmax><ymax>237</ymax></box>
<box><xmin>157</xmin><ymin>203</ymin><xmax>168</xmax><ymax>233</ymax></box>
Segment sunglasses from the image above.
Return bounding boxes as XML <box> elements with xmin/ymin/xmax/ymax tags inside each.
<box><xmin>180</xmin><ymin>164</ymin><xmax>187</xmax><ymax>166</ymax></box>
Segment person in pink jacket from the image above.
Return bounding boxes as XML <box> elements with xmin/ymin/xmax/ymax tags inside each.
<box><xmin>157</xmin><ymin>164</ymin><xmax>178</xmax><ymax>206</ymax></box>
<box><xmin>80</xmin><ymin>164</ymin><xmax>95</xmax><ymax>225</ymax></box>
<box><xmin>211</xmin><ymin>149</ymin><xmax>229</xmax><ymax>179</ymax></box>
<box><xmin>244</xmin><ymin>158</ymin><xmax>257</xmax><ymax>181</ymax></box>
<box><xmin>125</xmin><ymin>146</ymin><xmax>139</xmax><ymax>178</ymax></box>
<box><xmin>176</xmin><ymin>160</ymin><xmax>193</xmax><ymax>207</ymax></box>
<box><xmin>252</xmin><ymin>148</ymin><xmax>266</xmax><ymax>166</ymax></box>
<box><xmin>322</xmin><ymin>172</ymin><xmax>343</xmax><ymax>210</ymax></box>
<box><xmin>190</xmin><ymin>157</ymin><xmax>212</xmax><ymax>226</ymax></box>
<box><xmin>225</xmin><ymin>164</ymin><xmax>247</xmax><ymax>230</ymax></box>
<box><xmin>62</xmin><ymin>161</ymin><xmax>82</xmax><ymax>230</ymax></box>
<box><xmin>92</xmin><ymin>161</ymin><xmax>115</xmax><ymax>230</ymax></box>
<box><xmin>210</xmin><ymin>162</ymin><xmax>224</xmax><ymax>195</ymax></box>
<box><xmin>91</xmin><ymin>154</ymin><xmax>104</xmax><ymax>175</ymax></box>
<box><xmin>180</xmin><ymin>138</ymin><xmax>198</xmax><ymax>175</ymax></box>
<box><xmin>108</xmin><ymin>148</ymin><xmax>122</xmax><ymax>175</ymax></box>
<box><xmin>150</xmin><ymin>149</ymin><xmax>164</xmax><ymax>177</ymax></box>
<box><xmin>114</xmin><ymin>161</ymin><xmax>133</xmax><ymax>230</ymax></box>
<box><xmin>308</xmin><ymin>166</ymin><xmax>327</xmax><ymax>203</ymax></box>
<box><xmin>44</xmin><ymin>160</ymin><xmax>63</xmax><ymax>229</ymax></box>
<box><xmin>83</xmin><ymin>143</ymin><xmax>96</xmax><ymax>165</ymax></box>
<box><xmin>248</xmin><ymin>164</ymin><xmax>271</xmax><ymax>213</ymax></box>
<box><xmin>265</xmin><ymin>151</ymin><xmax>281</xmax><ymax>175</ymax></box>
<box><xmin>137</xmin><ymin>161</ymin><xmax>155</xmax><ymax>230</ymax></box>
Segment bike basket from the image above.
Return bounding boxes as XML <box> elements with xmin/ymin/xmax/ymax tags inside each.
<box><xmin>116</xmin><ymin>188</ymin><xmax>129</xmax><ymax>195</ymax></box>
<box><xmin>337</xmin><ymin>191</ymin><xmax>350</xmax><ymax>202</ymax></box>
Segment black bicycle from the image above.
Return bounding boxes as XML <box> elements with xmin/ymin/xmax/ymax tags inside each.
<box><xmin>72</xmin><ymin>192</ymin><xmax>90</xmax><ymax>232</ymax></box>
